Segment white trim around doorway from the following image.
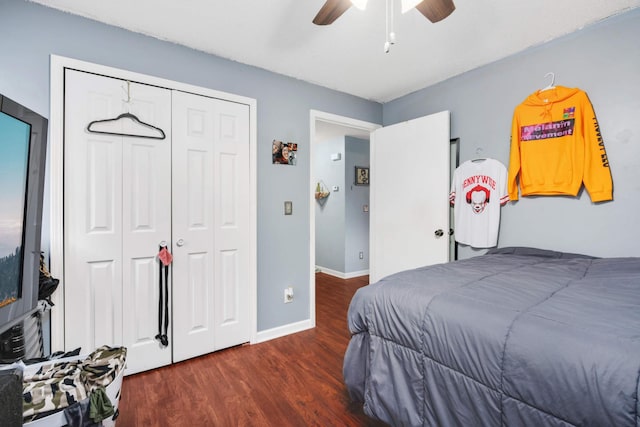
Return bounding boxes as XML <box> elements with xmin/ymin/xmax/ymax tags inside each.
<box><xmin>308</xmin><ymin>110</ymin><xmax>380</xmax><ymax>327</ymax></box>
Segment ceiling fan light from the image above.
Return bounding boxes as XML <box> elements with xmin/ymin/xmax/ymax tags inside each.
<box><xmin>351</xmin><ymin>0</ymin><xmax>369</xmax><ymax>10</ymax></box>
<box><xmin>401</xmin><ymin>0</ymin><xmax>422</xmax><ymax>13</ymax></box>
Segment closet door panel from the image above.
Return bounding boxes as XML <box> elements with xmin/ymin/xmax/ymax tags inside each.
<box><xmin>128</xmin><ymin>144</ymin><xmax>158</xmax><ymax>228</ymax></box>
<box><xmin>186</xmin><ymin>252</ymin><xmax>209</xmax><ymax>329</ymax></box>
<box><xmin>120</xmin><ymin>82</ymin><xmax>172</xmax><ymax>374</ymax></box>
<box><xmin>64</xmin><ymin>70</ymin><xmax>172</xmax><ymax>374</ymax></box>
<box><xmin>212</xmin><ymin>101</ymin><xmax>250</xmax><ymax>351</ymax></box>
<box><xmin>172</xmin><ymin>91</ymin><xmax>216</xmax><ymax>362</ymax></box>
<box><xmin>86</xmin><ymin>260</ymin><xmax>119</xmax><ymax>348</ymax></box>
<box><xmin>186</xmin><ymin>149</ymin><xmax>208</xmax><ymax>226</ymax></box>
<box><xmin>129</xmin><ymin>256</ymin><xmax>157</xmax><ymax>337</ymax></box>
<box><xmin>219</xmin><ymin>250</ymin><xmax>239</xmax><ymax>323</ymax></box>
<box><xmin>172</xmin><ymin>92</ymin><xmax>250</xmax><ymax>361</ymax></box>
<box><xmin>65</xmin><ymin>71</ymin><xmax>124</xmax><ymax>355</ymax></box>
<box><xmin>87</xmin><ymin>140</ymin><xmax>117</xmax><ymax>231</ymax></box>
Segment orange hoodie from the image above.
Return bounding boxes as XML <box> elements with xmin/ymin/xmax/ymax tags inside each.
<box><xmin>508</xmin><ymin>86</ymin><xmax>612</xmax><ymax>202</ymax></box>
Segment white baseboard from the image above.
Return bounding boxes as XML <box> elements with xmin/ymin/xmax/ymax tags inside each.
<box><xmin>315</xmin><ymin>266</ymin><xmax>369</xmax><ymax>279</ymax></box>
<box><xmin>345</xmin><ymin>269</ymin><xmax>369</xmax><ymax>279</ymax></box>
<box><xmin>253</xmin><ymin>267</ymin><xmax>369</xmax><ymax>345</ymax></box>
<box><xmin>254</xmin><ymin>319</ymin><xmax>314</xmax><ymax>344</ymax></box>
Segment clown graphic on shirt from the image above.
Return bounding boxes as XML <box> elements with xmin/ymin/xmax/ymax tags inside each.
<box><xmin>466</xmin><ymin>185</ymin><xmax>490</xmax><ymax>214</ymax></box>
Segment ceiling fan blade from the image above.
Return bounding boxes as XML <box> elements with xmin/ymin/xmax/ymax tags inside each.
<box><xmin>415</xmin><ymin>0</ymin><xmax>455</xmax><ymax>23</ymax></box>
<box><xmin>313</xmin><ymin>0</ymin><xmax>352</xmax><ymax>25</ymax></box>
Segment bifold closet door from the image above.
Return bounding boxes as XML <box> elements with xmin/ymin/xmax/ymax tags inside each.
<box><xmin>171</xmin><ymin>91</ymin><xmax>251</xmax><ymax>363</ymax></box>
<box><xmin>64</xmin><ymin>70</ymin><xmax>252</xmax><ymax>373</ymax></box>
<box><xmin>64</xmin><ymin>70</ymin><xmax>172</xmax><ymax>374</ymax></box>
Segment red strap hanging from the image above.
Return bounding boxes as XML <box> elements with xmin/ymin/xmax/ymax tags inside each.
<box><xmin>158</xmin><ymin>246</ymin><xmax>173</xmax><ymax>266</ymax></box>
<box><xmin>156</xmin><ymin>245</ymin><xmax>172</xmax><ymax>347</ymax></box>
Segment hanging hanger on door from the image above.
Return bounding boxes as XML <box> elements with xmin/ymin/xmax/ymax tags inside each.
<box><xmin>87</xmin><ymin>113</ymin><xmax>166</xmax><ymax>139</ymax></box>
<box><xmin>86</xmin><ymin>81</ymin><xmax>166</xmax><ymax>140</ymax></box>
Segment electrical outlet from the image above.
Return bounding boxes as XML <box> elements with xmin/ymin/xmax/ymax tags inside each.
<box><xmin>284</xmin><ymin>287</ymin><xmax>294</xmax><ymax>303</ymax></box>
<box><xmin>359</xmin><ymin>251</ymin><xmax>364</xmax><ymax>260</ymax></box>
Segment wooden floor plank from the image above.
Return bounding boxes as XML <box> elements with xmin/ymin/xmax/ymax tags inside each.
<box><xmin>116</xmin><ymin>273</ymin><xmax>386</xmax><ymax>426</ymax></box>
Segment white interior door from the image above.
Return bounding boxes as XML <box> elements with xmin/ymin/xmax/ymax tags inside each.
<box><xmin>171</xmin><ymin>91</ymin><xmax>251</xmax><ymax>362</ymax></box>
<box><xmin>64</xmin><ymin>70</ymin><xmax>172</xmax><ymax>374</ymax></box>
<box><xmin>369</xmin><ymin>110</ymin><xmax>451</xmax><ymax>283</ymax></box>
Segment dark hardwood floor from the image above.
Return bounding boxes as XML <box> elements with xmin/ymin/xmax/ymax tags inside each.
<box><xmin>117</xmin><ymin>273</ymin><xmax>387</xmax><ymax>426</ymax></box>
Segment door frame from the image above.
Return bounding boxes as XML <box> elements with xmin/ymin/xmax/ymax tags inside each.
<box><xmin>48</xmin><ymin>55</ymin><xmax>258</xmax><ymax>352</ymax></box>
<box><xmin>309</xmin><ymin>110</ymin><xmax>380</xmax><ymax>326</ymax></box>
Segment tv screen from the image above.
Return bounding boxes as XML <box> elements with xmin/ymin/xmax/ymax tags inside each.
<box><xmin>0</xmin><ymin>94</ymin><xmax>47</xmax><ymax>335</ymax></box>
<box><xmin>0</xmin><ymin>112</ymin><xmax>30</xmax><ymax>310</ymax></box>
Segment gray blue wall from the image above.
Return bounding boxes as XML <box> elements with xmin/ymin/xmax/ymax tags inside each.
<box><xmin>314</xmin><ymin>136</ymin><xmax>370</xmax><ymax>275</ymax></box>
<box><xmin>384</xmin><ymin>8</ymin><xmax>640</xmax><ymax>259</ymax></box>
<box><xmin>344</xmin><ymin>137</ymin><xmax>370</xmax><ymax>273</ymax></box>
<box><xmin>0</xmin><ymin>0</ymin><xmax>382</xmax><ymax>333</ymax></box>
<box><xmin>314</xmin><ymin>138</ymin><xmax>346</xmax><ymax>272</ymax></box>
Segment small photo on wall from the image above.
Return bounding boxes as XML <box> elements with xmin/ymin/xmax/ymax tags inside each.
<box><xmin>272</xmin><ymin>140</ymin><xmax>297</xmax><ymax>165</ymax></box>
<box><xmin>355</xmin><ymin>166</ymin><xmax>369</xmax><ymax>185</ymax></box>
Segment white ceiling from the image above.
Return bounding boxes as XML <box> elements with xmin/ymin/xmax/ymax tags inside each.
<box><xmin>29</xmin><ymin>0</ymin><xmax>640</xmax><ymax>103</ymax></box>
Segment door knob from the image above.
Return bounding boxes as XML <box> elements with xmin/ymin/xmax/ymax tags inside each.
<box><xmin>434</xmin><ymin>229</ymin><xmax>444</xmax><ymax>238</ymax></box>
<box><xmin>176</xmin><ymin>239</ymin><xmax>185</xmax><ymax>247</ymax></box>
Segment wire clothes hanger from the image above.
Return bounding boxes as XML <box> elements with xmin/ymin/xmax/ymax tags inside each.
<box><xmin>86</xmin><ymin>81</ymin><xmax>166</xmax><ymax>140</ymax></box>
<box><xmin>87</xmin><ymin>113</ymin><xmax>166</xmax><ymax>139</ymax></box>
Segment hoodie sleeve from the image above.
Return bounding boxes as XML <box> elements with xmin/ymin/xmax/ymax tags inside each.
<box><xmin>581</xmin><ymin>93</ymin><xmax>613</xmax><ymax>202</ymax></box>
<box><xmin>507</xmin><ymin>111</ymin><xmax>521</xmax><ymax>201</ymax></box>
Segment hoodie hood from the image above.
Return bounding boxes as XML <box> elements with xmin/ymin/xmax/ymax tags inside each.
<box><xmin>522</xmin><ymin>85</ymin><xmax>581</xmax><ymax>106</ymax></box>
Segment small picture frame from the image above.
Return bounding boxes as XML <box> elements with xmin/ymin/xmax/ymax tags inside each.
<box><xmin>355</xmin><ymin>166</ymin><xmax>369</xmax><ymax>186</ymax></box>
<box><xmin>272</xmin><ymin>140</ymin><xmax>298</xmax><ymax>166</ymax></box>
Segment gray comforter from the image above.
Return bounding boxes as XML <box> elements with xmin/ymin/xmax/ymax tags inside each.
<box><xmin>343</xmin><ymin>247</ymin><xmax>640</xmax><ymax>426</ymax></box>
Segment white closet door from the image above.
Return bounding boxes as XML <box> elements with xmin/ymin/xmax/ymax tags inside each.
<box><xmin>64</xmin><ymin>70</ymin><xmax>172</xmax><ymax>374</ymax></box>
<box><xmin>210</xmin><ymin>97</ymin><xmax>251</xmax><ymax>351</ymax></box>
<box><xmin>171</xmin><ymin>91</ymin><xmax>251</xmax><ymax>362</ymax></box>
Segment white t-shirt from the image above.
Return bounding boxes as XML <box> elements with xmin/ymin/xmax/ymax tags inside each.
<box><xmin>449</xmin><ymin>158</ymin><xmax>509</xmax><ymax>248</ymax></box>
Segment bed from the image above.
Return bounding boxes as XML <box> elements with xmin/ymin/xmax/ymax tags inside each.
<box><xmin>343</xmin><ymin>247</ymin><xmax>640</xmax><ymax>426</ymax></box>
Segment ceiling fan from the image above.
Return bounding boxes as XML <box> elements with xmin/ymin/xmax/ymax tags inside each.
<box><xmin>313</xmin><ymin>0</ymin><xmax>455</xmax><ymax>26</ymax></box>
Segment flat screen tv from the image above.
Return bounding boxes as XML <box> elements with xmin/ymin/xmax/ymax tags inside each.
<box><xmin>0</xmin><ymin>94</ymin><xmax>47</xmax><ymax>335</ymax></box>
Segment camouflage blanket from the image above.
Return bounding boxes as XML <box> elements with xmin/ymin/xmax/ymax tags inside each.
<box><xmin>23</xmin><ymin>345</ymin><xmax>126</xmax><ymax>422</ymax></box>
<box><xmin>81</xmin><ymin>345</ymin><xmax>127</xmax><ymax>392</ymax></box>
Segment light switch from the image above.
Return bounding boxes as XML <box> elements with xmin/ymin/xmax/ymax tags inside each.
<box><xmin>284</xmin><ymin>201</ymin><xmax>293</xmax><ymax>215</ymax></box>
<box><xmin>363</xmin><ymin>205</ymin><xmax>369</xmax><ymax>212</ymax></box>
